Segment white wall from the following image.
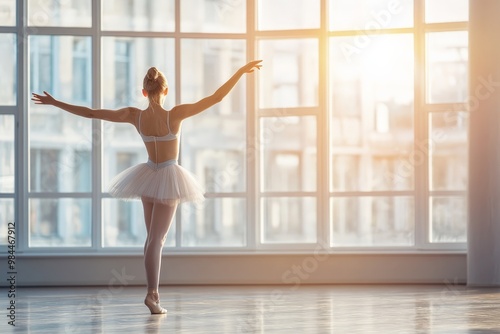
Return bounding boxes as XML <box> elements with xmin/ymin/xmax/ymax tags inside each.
<box><xmin>0</xmin><ymin>253</ymin><xmax>466</xmax><ymax>286</ymax></box>
<box><xmin>467</xmin><ymin>0</ymin><xmax>500</xmax><ymax>287</ymax></box>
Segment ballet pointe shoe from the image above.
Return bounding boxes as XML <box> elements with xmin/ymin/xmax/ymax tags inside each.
<box><xmin>144</xmin><ymin>293</ymin><xmax>167</xmax><ymax>314</ymax></box>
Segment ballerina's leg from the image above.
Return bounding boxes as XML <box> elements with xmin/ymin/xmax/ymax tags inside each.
<box><xmin>143</xmin><ymin>201</ymin><xmax>177</xmax><ymax>293</ymax></box>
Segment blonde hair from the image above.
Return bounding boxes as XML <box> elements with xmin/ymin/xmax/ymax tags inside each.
<box><xmin>143</xmin><ymin>67</ymin><xmax>168</xmax><ymax>104</ymax></box>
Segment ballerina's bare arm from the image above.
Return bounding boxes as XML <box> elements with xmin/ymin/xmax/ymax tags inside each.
<box><xmin>174</xmin><ymin>60</ymin><xmax>262</xmax><ymax>120</ymax></box>
<box><xmin>31</xmin><ymin>91</ymin><xmax>137</xmax><ymax>123</ymax></box>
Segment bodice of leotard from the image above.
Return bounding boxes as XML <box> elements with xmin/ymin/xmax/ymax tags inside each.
<box><xmin>137</xmin><ymin>109</ymin><xmax>179</xmax><ymax>142</ymax></box>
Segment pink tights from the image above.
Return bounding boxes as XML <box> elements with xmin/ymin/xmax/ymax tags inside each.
<box><xmin>141</xmin><ymin>198</ymin><xmax>177</xmax><ymax>292</ymax></box>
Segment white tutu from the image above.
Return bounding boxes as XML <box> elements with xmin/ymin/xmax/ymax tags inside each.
<box><xmin>108</xmin><ymin>159</ymin><xmax>204</xmax><ymax>206</ymax></box>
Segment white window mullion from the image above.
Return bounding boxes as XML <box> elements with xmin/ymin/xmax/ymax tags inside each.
<box><xmin>17</xmin><ymin>0</ymin><xmax>28</xmax><ymax>252</ymax></box>
<box><xmin>175</xmin><ymin>0</ymin><xmax>182</xmax><ymax>249</ymax></box>
<box><xmin>91</xmin><ymin>0</ymin><xmax>102</xmax><ymax>251</ymax></box>
<box><xmin>414</xmin><ymin>0</ymin><xmax>429</xmax><ymax>250</ymax></box>
<box><xmin>246</xmin><ymin>0</ymin><xmax>257</xmax><ymax>250</ymax></box>
<box><xmin>317</xmin><ymin>0</ymin><xmax>329</xmax><ymax>249</ymax></box>
<box><xmin>0</xmin><ymin>106</ymin><xmax>17</xmax><ymax>115</ymax></box>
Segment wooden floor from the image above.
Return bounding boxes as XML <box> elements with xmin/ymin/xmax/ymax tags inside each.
<box><xmin>2</xmin><ymin>285</ymin><xmax>500</xmax><ymax>333</ymax></box>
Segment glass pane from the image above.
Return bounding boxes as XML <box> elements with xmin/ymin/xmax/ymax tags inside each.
<box><xmin>102</xmin><ymin>199</ymin><xmax>175</xmax><ymax>247</ymax></box>
<box><xmin>181</xmin><ymin>39</ymin><xmax>246</xmax><ymax>192</ymax></box>
<box><xmin>329</xmin><ymin>0</ymin><xmax>413</xmax><ymax>31</ymax></box>
<box><xmin>258</xmin><ymin>0</ymin><xmax>319</xmax><ymax>30</ymax></box>
<box><xmin>28</xmin><ymin>0</ymin><xmax>91</xmax><ymax>27</ymax></box>
<box><xmin>182</xmin><ymin>198</ymin><xmax>245</xmax><ymax>247</ymax></box>
<box><xmin>425</xmin><ymin>0</ymin><xmax>468</xmax><ymax>23</ymax></box>
<box><xmin>262</xmin><ymin>197</ymin><xmax>316</xmax><ymax>243</ymax></box>
<box><xmin>259</xmin><ymin>39</ymin><xmax>318</xmax><ymax>108</ymax></box>
<box><xmin>426</xmin><ymin>31</ymin><xmax>468</xmax><ymax>104</ymax></box>
<box><xmin>330</xmin><ymin>34</ymin><xmax>414</xmax><ymax>191</ymax></box>
<box><xmin>331</xmin><ymin>197</ymin><xmax>414</xmax><ymax>246</ymax></box>
<box><xmin>29</xmin><ymin>36</ymin><xmax>92</xmax><ymax>193</ymax></box>
<box><xmin>29</xmin><ymin>198</ymin><xmax>91</xmax><ymax>247</ymax></box>
<box><xmin>0</xmin><ymin>34</ymin><xmax>16</xmax><ymax>105</ymax></box>
<box><xmin>102</xmin><ymin>0</ymin><xmax>175</xmax><ymax>32</ymax></box>
<box><xmin>430</xmin><ymin>112</ymin><xmax>468</xmax><ymax>191</ymax></box>
<box><xmin>0</xmin><ymin>115</ymin><xmax>14</xmax><ymax>193</ymax></box>
<box><xmin>102</xmin><ymin>37</ymin><xmax>175</xmax><ymax>191</ymax></box>
<box><xmin>0</xmin><ymin>198</ymin><xmax>14</xmax><ymax>245</ymax></box>
<box><xmin>194</xmin><ymin>149</ymin><xmax>246</xmax><ymax>193</ymax></box>
<box><xmin>430</xmin><ymin>196</ymin><xmax>466</xmax><ymax>243</ymax></box>
<box><xmin>260</xmin><ymin>116</ymin><xmax>316</xmax><ymax>192</ymax></box>
<box><xmin>331</xmin><ymin>155</ymin><xmax>413</xmax><ymax>192</ymax></box>
<box><xmin>103</xmin><ymin>149</ymin><xmax>147</xmax><ymax>194</ymax></box>
<box><xmin>0</xmin><ymin>0</ymin><xmax>15</xmax><ymax>25</ymax></box>
<box><xmin>181</xmin><ymin>0</ymin><xmax>245</xmax><ymax>33</ymax></box>
<box><xmin>102</xmin><ymin>37</ymin><xmax>175</xmax><ymax>110</ymax></box>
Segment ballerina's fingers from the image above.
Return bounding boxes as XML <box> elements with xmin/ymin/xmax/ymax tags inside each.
<box><xmin>31</xmin><ymin>93</ymin><xmax>43</xmax><ymax>104</ymax></box>
<box><xmin>246</xmin><ymin>63</ymin><xmax>263</xmax><ymax>73</ymax></box>
<box><xmin>31</xmin><ymin>92</ymin><xmax>53</xmax><ymax>104</ymax></box>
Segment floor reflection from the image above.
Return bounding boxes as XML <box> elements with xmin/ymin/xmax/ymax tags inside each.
<box><xmin>3</xmin><ymin>285</ymin><xmax>500</xmax><ymax>333</ymax></box>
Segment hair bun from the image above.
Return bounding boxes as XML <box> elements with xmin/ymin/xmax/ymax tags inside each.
<box><xmin>146</xmin><ymin>67</ymin><xmax>159</xmax><ymax>81</ymax></box>
<box><xmin>143</xmin><ymin>67</ymin><xmax>167</xmax><ymax>103</ymax></box>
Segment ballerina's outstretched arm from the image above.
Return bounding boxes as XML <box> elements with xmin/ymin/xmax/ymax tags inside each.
<box><xmin>31</xmin><ymin>91</ymin><xmax>138</xmax><ymax>124</ymax></box>
<box><xmin>174</xmin><ymin>60</ymin><xmax>262</xmax><ymax>120</ymax></box>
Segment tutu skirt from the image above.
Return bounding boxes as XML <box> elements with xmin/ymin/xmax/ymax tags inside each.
<box><xmin>108</xmin><ymin>159</ymin><xmax>204</xmax><ymax>206</ymax></box>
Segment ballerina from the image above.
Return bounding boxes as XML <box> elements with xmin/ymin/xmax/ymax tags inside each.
<box><xmin>32</xmin><ymin>59</ymin><xmax>262</xmax><ymax>314</ymax></box>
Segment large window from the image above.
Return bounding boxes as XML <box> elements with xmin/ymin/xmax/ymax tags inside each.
<box><xmin>4</xmin><ymin>0</ymin><xmax>468</xmax><ymax>253</ymax></box>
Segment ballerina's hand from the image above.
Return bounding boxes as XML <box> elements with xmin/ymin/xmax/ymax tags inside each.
<box><xmin>240</xmin><ymin>60</ymin><xmax>263</xmax><ymax>74</ymax></box>
<box><xmin>31</xmin><ymin>91</ymin><xmax>57</xmax><ymax>105</ymax></box>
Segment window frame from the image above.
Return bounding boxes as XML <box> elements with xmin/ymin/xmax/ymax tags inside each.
<box><xmin>6</xmin><ymin>0</ymin><xmax>467</xmax><ymax>254</ymax></box>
